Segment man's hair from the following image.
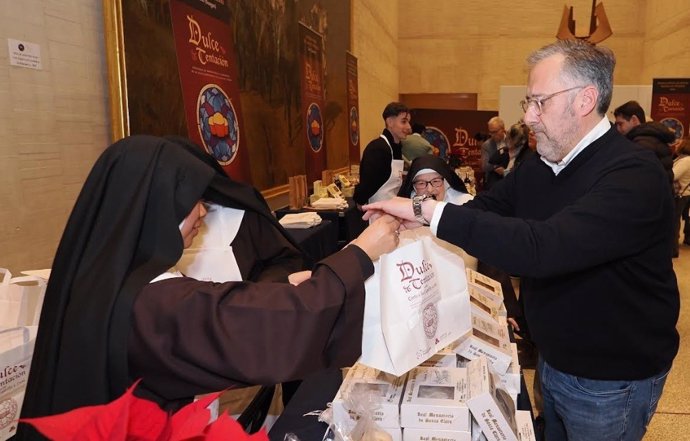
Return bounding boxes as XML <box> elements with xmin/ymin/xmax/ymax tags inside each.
<box><xmin>411</xmin><ymin>122</ymin><xmax>426</xmax><ymax>134</ymax></box>
<box><xmin>488</xmin><ymin>116</ymin><xmax>504</xmax><ymax>129</ymax></box>
<box><xmin>382</xmin><ymin>102</ymin><xmax>410</xmax><ymax>120</ymax></box>
<box><xmin>613</xmin><ymin>100</ymin><xmax>646</xmax><ymax>123</ymax></box>
<box><xmin>527</xmin><ymin>39</ymin><xmax>616</xmax><ymax>115</ymax></box>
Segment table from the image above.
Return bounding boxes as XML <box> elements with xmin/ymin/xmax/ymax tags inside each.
<box><xmin>268</xmin><ymin>368</ymin><xmax>536</xmax><ymax>441</ymax></box>
<box><xmin>275</xmin><ymin>198</ymin><xmax>367</xmax><ymax>250</ymax></box>
<box><xmin>283</xmin><ymin>219</ymin><xmax>338</xmax><ymax>266</ymax></box>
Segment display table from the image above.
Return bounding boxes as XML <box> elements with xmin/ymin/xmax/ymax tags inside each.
<box><xmin>282</xmin><ymin>219</ymin><xmax>338</xmax><ymax>266</ymax></box>
<box><xmin>275</xmin><ymin>198</ymin><xmax>367</xmax><ymax>250</ymax></box>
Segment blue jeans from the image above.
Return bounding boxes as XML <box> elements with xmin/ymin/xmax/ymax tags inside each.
<box><xmin>537</xmin><ymin>358</ymin><xmax>669</xmax><ymax>441</ymax></box>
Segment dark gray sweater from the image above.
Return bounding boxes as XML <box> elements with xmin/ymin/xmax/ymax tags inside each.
<box><xmin>437</xmin><ymin>127</ymin><xmax>679</xmax><ymax>380</ymax></box>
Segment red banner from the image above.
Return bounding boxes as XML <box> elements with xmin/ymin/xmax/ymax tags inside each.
<box><xmin>409</xmin><ymin>108</ymin><xmax>497</xmax><ymax>185</ymax></box>
<box><xmin>346</xmin><ymin>52</ymin><xmax>360</xmax><ymax>165</ymax></box>
<box><xmin>299</xmin><ymin>23</ymin><xmax>327</xmax><ymax>184</ymax></box>
<box><xmin>169</xmin><ymin>0</ymin><xmax>250</xmax><ymax>182</ymax></box>
<box><xmin>650</xmin><ymin>78</ymin><xmax>690</xmax><ymax>141</ymax></box>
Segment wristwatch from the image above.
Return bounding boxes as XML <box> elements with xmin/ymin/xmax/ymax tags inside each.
<box><xmin>412</xmin><ymin>194</ymin><xmax>433</xmax><ymax>225</ymax></box>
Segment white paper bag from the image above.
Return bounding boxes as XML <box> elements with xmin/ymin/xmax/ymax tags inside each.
<box><xmin>361</xmin><ymin>230</ymin><xmax>472</xmax><ymax>376</ymax></box>
<box><xmin>0</xmin><ymin>269</ymin><xmax>47</xmax><ymax>328</ymax></box>
<box><xmin>0</xmin><ymin>326</ymin><xmax>38</xmax><ymax>440</ymax></box>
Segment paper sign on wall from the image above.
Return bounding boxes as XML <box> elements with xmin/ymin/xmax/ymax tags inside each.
<box><xmin>8</xmin><ymin>39</ymin><xmax>42</xmax><ymax>70</ymax></box>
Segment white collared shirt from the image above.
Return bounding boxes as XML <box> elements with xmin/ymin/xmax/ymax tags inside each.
<box><xmin>540</xmin><ymin>116</ymin><xmax>611</xmax><ymax>175</ymax></box>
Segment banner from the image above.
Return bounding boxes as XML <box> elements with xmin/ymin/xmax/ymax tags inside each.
<box><xmin>346</xmin><ymin>52</ymin><xmax>360</xmax><ymax>164</ymax></box>
<box><xmin>169</xmin><ymin>0</ymin><xmax>250</xmax><ymax>182</ymax></box>
<box><xmin>299</xmin><ymin>23</ymin><xmax>327</xmax><ymax>184</ymax></box>
<box><xmin>410</xmin><ymin>108</ymin><xmax>497</xmax><ymax>185</ymax></box>
<box><xmin>650</xmin><ymin>78</ymin><xmax>690</xmax><ymax>141</ymax></box>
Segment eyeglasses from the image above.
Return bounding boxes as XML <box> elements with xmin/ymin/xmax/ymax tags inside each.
<box><xmin>520</xmin><ymin>86</ymin><xmax>585</xmax><ymax>115</ymax></box>
<box><xmin>412</xmin><ymin>178</ymin><xmax>444</xmax><ymax>190</ymax></box>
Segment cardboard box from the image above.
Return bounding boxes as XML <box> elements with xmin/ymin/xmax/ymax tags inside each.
<box><xmin>497</xmin><ymin>343</ymin><xmax>520</xmax><ymax>397</ymax></box>
<box><xmin>400</xmin><ymin>367</ymin><xmax>471</xmax><ymax>432</ymax></box>
<box><xmin>332</xmin><ymin>362</ymin><xmax>407</xmax><ymax>429</ymax></box>
<box><xmin>419</xmin><ymin>347</ymin><xmax>462</xmax><ymax>368</ymax></box>
<box><xmin>466</xmin><ymin>269</ymin><xmax>504</xmax><ymax>306</ymax></box>
<box><xmin>515</xmin><ymin>410</ymin><xmax>536</xmax><ymax>441</ymax></box>
<box><xmin>452</xmin><ymin>316</ymin><xmax>513</xmax><ymax>374</ymax></box>
<box><xmin>467</xmin><ymin>357</ymin><xmax>518</xmax><ymax>441</ymax></box>
<box><xmin>404</xmin><ymin>427</ymin><xmax>471</xmax><ymax>441</ymax></box>
<box><xmin>468</xmin><ymin>284</ymin><xmax>500</xmax><ymax>319</ymax></box>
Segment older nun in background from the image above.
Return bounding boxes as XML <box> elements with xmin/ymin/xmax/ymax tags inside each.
<box><xmin>397</xmin><ymin>155</ymin><xmax>477</xmax><ymax>270</ymax></box>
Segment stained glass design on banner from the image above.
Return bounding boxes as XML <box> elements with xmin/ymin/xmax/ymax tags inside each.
<box><xmin>197</xmin><ymin>84</ymin><xmax>240</xmax><ymax>165</ymax></box>
<box><xmin>423</xmin><ymin>126</ymin><xmax>451</xmax><ymax>160</ymax></box>
<box><xmin>349</xmin><ymin>106</ymin><xmax>359</xmax><ymax>146</ymax></box>
<box><xmin>660</xmin><ymin>117</ymin><xmax>684</xmax><ymax>140</ymax></box>
<box><xmin>307</xmin><ymin>102</ymin><xmax>324</xmax><ymax>152</ymax></box>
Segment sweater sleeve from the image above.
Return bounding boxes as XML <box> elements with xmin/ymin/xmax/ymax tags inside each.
<box><xmin>128</xmin><ymin>245</ymin><xmax>373</xmax><ymax>401</ymax></box>
<box><xmin>436</xmin><ymin>154</ymin><xmax>671</xmax><ymax>278</ymax></box>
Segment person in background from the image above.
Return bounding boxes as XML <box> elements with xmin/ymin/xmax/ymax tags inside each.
<box><xmin>364</xmin><ymin>39</ymin><xmax>679</xmax><ymax>441</ymax></box>
<box><xmin>401</xmin><ymin>122</ymin><xmax>435</xmax><ymax>169</ymax></box>
<box><xmin>489</xmin><ymin>122</ymin><xmax>534</xmax><ymax>177</ymax></box>
<box><xmin>17</xmin><ymin>135</ymin><xmax>400</xmax><ymax>441</ymax></box>
<box><xmin>480</xmin><ymin>116</ymin><xmax>507</xmax><ymax>190</ymax></box>
<box><xmin>672</xmin><ymin>139</ymin><xmax>690</xmax><ymax>253</ymax></box>
<box><xmin>353</xmin><ymin>102</ymin><xmax>411</xmax><ymax>206</ymax></box>
<box><xmin>614</xmin><ymin>100</ymin><xmax>675</xmax><ymax>188</ymax></box>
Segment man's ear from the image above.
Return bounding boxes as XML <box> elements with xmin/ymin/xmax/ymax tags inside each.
<box><xmin>578</xmin><ymin>86</ymin><xmax>598</xmax><ymax>116</ymax></box>
<box><xmin>630</xmin><ymin>115</ymin><xmax>641</xmax><ymax>126</ymax></box>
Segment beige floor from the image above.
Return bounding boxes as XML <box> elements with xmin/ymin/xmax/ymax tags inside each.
<box><xmin>522</xmin><ymin>243</ymin><xmax>690</xmax><ymax>440</ymax></box>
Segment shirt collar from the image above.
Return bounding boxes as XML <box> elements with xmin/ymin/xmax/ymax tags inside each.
<box><xmin>540</xmin><ymin>116</ymin><xmax>610</xmax><ymax>175</ymax></box>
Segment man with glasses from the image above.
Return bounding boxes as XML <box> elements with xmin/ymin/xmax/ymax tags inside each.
<box><xmin>364</xmin><ymin>39</ymin><xmax>679</xmax><ymax>441</ymax></box>
<box><xmin>481</xmin><ymin>116</ymin><xmax>507</xmax><ymax>190</ymax></box>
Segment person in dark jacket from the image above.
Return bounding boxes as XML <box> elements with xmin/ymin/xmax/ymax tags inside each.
<box><xmin>614</xmin><ymin>100</ymin><xmax>675</xmax><ymax>188</ymax></box>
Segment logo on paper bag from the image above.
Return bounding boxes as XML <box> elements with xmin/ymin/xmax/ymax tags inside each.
<box><xmin>0</xmin><ymin>397</ymin><xmax>18</xmax><ymax>430</ymax></box>
<box><xmin>397</xmin><ymin>259</ymin><xmax>433</xmax><ymax>291</ymax></box>
<box><xmin>423</xmin><ymin>302</ymin><xmax>439</xmax><ymax>338</ymax></box>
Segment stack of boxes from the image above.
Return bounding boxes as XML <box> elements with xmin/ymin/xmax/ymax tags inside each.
<box><xmin>331</xmin><ymin>268</ymin><xmax>537</xmax><ymax>441</ymax></box>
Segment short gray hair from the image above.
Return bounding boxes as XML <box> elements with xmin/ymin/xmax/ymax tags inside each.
<box><xmin>527</xmin><ymin>40</ymin><xmax>615</xmax><ymax>115</ymax></box>
<box><xmin>488</xmin><ymin>116</ymin><xmax>504</xmax><ymax>128</ymax></box>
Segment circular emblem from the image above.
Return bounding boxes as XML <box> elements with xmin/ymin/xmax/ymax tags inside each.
<box><xmin>423</xmin><ymin>302</ymin><xmax>439</xmax><ymax>339</ymax></box>
<box><xmin>423</xmin><ymin>126</ymin><xmax>451</xmax><ymax>160</ymax></box>
<box><xmin>0</xmin><ymin>397</ymin><xmax>18</xmax><ymax>430</ymax></box>
<box><xmin>349</xmin><ymin>106</ymin><xmax>360</xmax><ymax>146</ymax></box>
<box><xmin>197</xmin><ymin>84</ymin><xmax>240</xmax><ymax>165</ymax></box>
<box><xmin>306</xmin><ymin>103</ymin><xmax>324</xmax><ymax>152</ymax></box>
<box><xmin>660</xmin><ymin>117</ymin><xmax>684</xmax><ymax>140</ymax></box>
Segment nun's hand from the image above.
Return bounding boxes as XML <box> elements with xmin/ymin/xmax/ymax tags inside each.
<box><xmin>350</xmin><ymin>214</ymin><xmax>401</xmax><ymax>260</ymax></box>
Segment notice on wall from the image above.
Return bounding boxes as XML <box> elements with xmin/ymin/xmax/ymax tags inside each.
<box><xmin>8</xmin><ymin>39</ymin><xmax>42</xmax><ymax>70</ymax></box>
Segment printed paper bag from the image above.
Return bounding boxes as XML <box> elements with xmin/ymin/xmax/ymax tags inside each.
<box><xmin>0</xmin><ymin>269</ymin><xmax>47</xmax><ymax>328</ymax></box>
<box><xmin>361</xmin><ymin>230</ymin><xmax>471</xmax><ymax>376</ymax></box>
<box><xmin>0</xmin><ymin>326</ymin><xmax>38</xmax><ymax>440</ymax></box>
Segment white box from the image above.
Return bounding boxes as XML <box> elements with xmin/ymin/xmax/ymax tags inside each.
<box><xmin>404</xmin><ymin>427</ymin><xmax>472</xmax><ymax>441</ymax></box>
<box><xmin>400</xmin><ymin>367</ymin><xmax>471</xmax><ymax>432</ymax></box>
<box><xmin>419</xmin><ymin>347</ymin><xmax>462</xmax><ymax>368</ymax></box>
<box><xmin>466</xmin><ymin>269</ymin><xmax>504</xmax><ymax>305</ymax></box>
<box><xmin>515</xmin><ymin>410</ymin><xmax>536</xmax><ymax>441</ymax></box>
<box><xmin>467</xmin><ymin>357</ymin><xmax>518</xmax><ymax>441</ymax></box>
<box><xmin>349</xmin><ymin>424</ymin><xmax>402</xmax><ymax>441</ymax></box>
<box><xmin>452</xmin><ymin>316</ymin><xmax>513</xmax><ymax>374</ymax></box>
<box><xmin>468</xmin><ymin>284</ymin><xmax>500</xmax><ymax>319</ymax></box>
<box><xmin>332</xmin><ymin>362</ymin><xmax>407</xmax><ymax>429</ymax></box>
<box><xmin>496</xmin><ymin>343</ymin><xmax>520</xmax><ymax>396</ymax></box>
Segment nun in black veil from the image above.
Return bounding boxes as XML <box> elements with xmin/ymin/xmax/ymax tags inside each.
<box><xmin>17</xmin><ymin>135</ymin><xmax>399</xmax><ymax>440</ymax></box>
